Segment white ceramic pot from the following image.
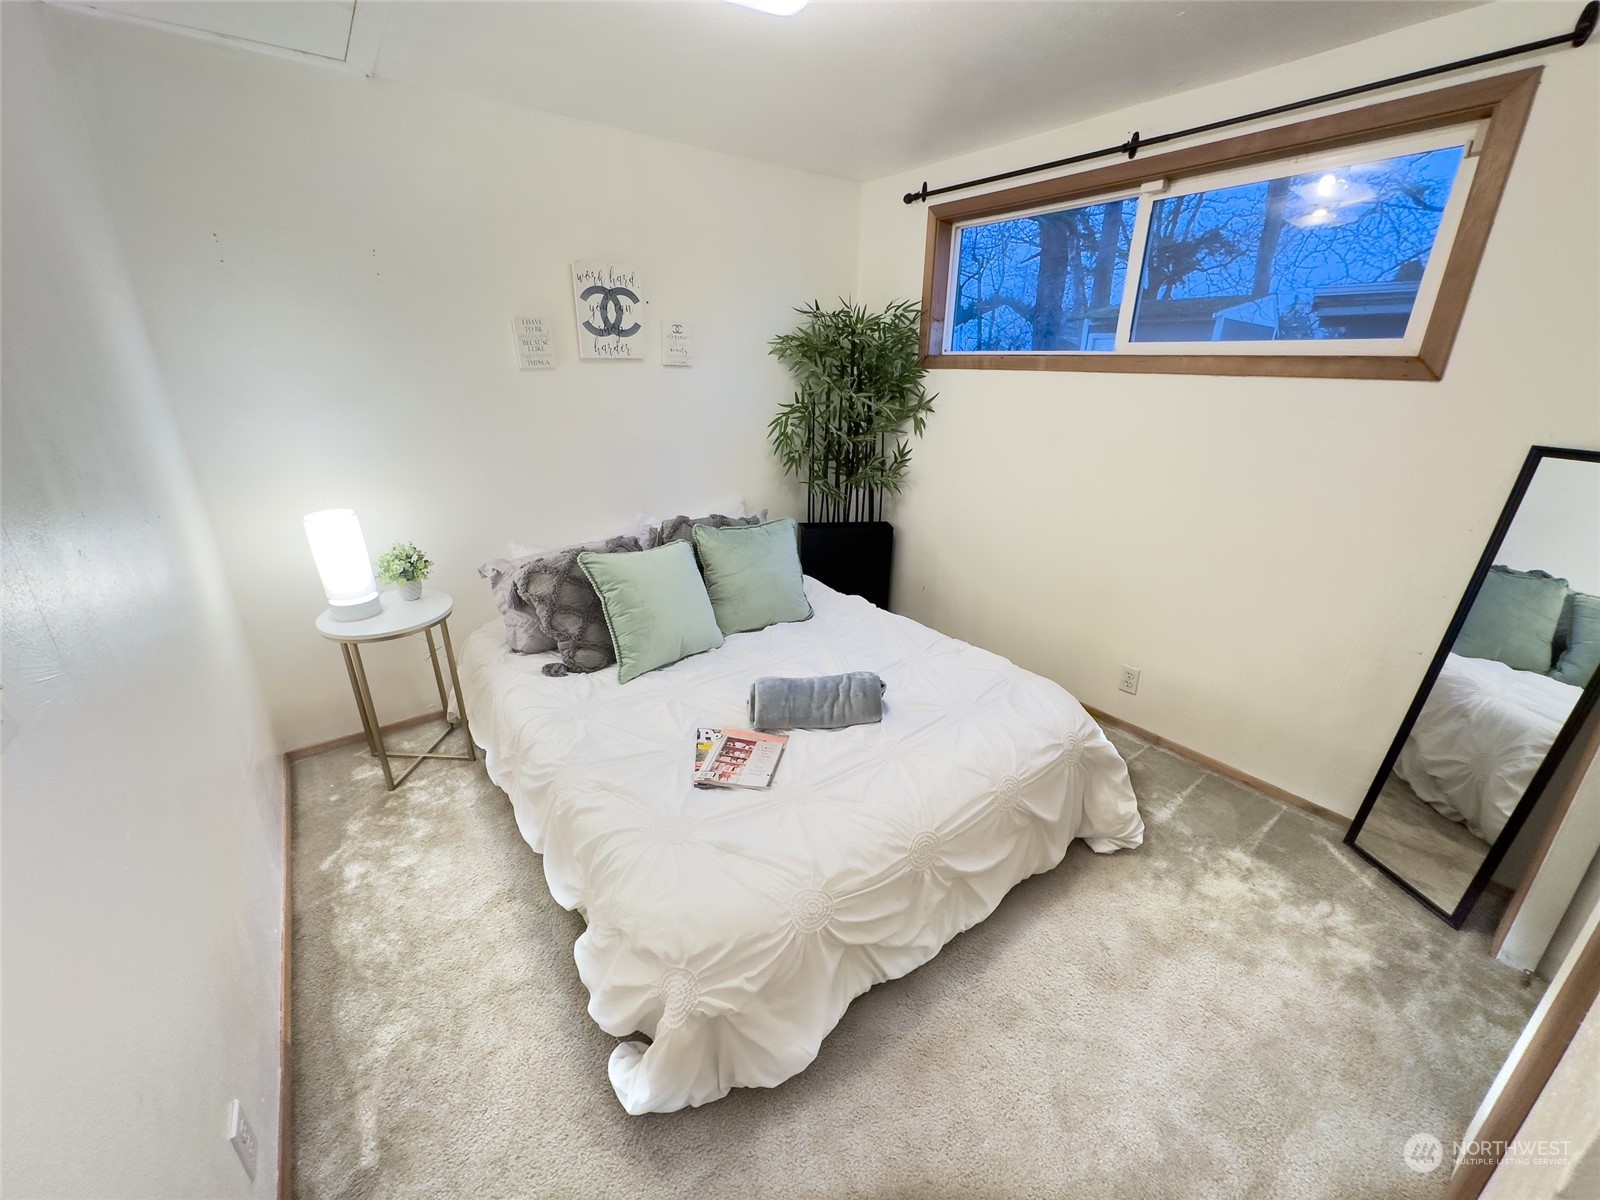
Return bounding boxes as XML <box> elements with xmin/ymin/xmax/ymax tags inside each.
<box><xmin>397</xmin><ymin>578</ymin><xmax>423</xmax><ymax>602</ymax></box>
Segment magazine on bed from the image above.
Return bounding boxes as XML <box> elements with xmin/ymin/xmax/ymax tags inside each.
<box><xmin>693</xmin><ymin>727</ymin><xmax>788</xmax><ymax>790</ymax></box>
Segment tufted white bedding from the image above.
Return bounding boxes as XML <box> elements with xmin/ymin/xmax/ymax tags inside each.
<box><xmin>458</xmin><ymin>578</ymin><xmax>1144</xmax><ymax>1113</ymax></box>
<box><xmin>1396</xmin><ymin>652</ymin><xmax>1582</xmax><ymax>844</ymax></box>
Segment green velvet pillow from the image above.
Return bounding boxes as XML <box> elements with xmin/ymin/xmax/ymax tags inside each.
<box><xmin>1552</xmin><ymin>591</ymin><xmax>1600</xmax><ymax>688</ymax></box>
<box><xmin>691</xmin><ymin>518</ymin><xmax>813</xmax><ymax>636</ymax></box>
<box><xmin>1452</xmin><ymin>566</ymin><xmax>1569</xmax><ymax>674</ymax></box>
<box><xmin>578</xmin><ymin>541</ymin><xmax>724</xmax><ymax>684</ymax></box>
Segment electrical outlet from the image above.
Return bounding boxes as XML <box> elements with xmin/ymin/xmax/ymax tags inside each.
<box><xmin>227</xmin><ymin>1099</ymin><xmax>257</xmax><ymax>1182</ymax></box>
<box><xmin>1119</xmin><ymin>666</ymin><xmax>1141</xmax><ymax>696</ymax></box>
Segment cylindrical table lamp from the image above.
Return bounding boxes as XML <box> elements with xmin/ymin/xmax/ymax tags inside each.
<box><xmin>304</xmin><ymin>508</ymin><xmax>383</xmax><ymax>621</ymax></box>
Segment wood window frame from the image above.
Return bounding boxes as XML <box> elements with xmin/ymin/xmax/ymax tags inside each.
<box><xmin>919</xmin><ymin>68</ymin><xmax>1541</xmax><ymax>381</ymax></box>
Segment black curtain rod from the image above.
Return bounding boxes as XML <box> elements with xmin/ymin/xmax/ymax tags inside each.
<box><xmin>903</xmin><ymin>1</ymin><xmax>1597</xmax><ymax>205</ymax></box>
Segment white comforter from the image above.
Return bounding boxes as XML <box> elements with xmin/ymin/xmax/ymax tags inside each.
<box><xmin>1396</xmin><ymin>652</ymin><xmax>1582</xmax><ymax>843</ymax></box>
<box><xmin>459</xmin><ymin>578</ymin><xmax>1143</xmax><ymax>1113</ymax></box>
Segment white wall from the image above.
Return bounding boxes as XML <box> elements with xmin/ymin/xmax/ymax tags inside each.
<box><xmin>1</xmin><ymin>4</ymin><xmax>284</xmax><ymax>1197</ymax></box>
<box><xmin>1477</xmin><ymin>998</ymin><xmax>1600</xmax><ymax>1199</ymax></box>
<box><xmin>1497</xmin><ymin>703</ymin><xmax>1600</xmax><ymax>970</ymax></box>
<box><xmin>47</xmin><ymin>7</ymin><xmax>860</xmax><ymax>750</ymax></box>
<box><xmin>1496</xmin><ymin>454</ymin><xmax>1600</xmax><ymax>595</ymax></box>
<box><xmin>857</xmin><ymin>1</ymin><xmax>1600</xmax><ymax>818</ymax></box>
<box><xmin>1468</xmin><ymin>898</ymin><xmax>1600</xmax><ymax>1198</ymax></box>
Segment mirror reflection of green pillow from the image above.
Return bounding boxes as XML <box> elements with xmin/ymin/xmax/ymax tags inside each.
<box><xmin>1552</xmin><ymin>591</ymin><xmax>1600</xmax><ymax>688</ymax></box>
<box><xmin>1452</xmin><ymin>566</ymin><xmax>1569</xmax><ymax>674</ymax></box>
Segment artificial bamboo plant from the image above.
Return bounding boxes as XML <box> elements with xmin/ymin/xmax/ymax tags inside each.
<box><xmin>767</xmin><ymin>299</ymin><xmax>936</xmax><ymax>524</ymax></box>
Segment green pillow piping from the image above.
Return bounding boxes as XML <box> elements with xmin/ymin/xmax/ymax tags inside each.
<box><xmin>578</xmin><ymin>541</ymin><xmax>725</xmax><ymax>684</ymax></box>
<box><xmin>1452</xmin><ymin>565</ymin><xmax>1568</xmax><ymax>675</ymax></box>
<box><xmin>691</xmin><ymin>518</ymin><xmax>813</xmax><ymax>636</ymax></box>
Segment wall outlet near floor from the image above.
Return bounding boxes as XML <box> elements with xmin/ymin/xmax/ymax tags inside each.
<box><xmin>1118</xmin><ymin>666</ymin><xmax>1141</xmax><ymax>696</ymax></box>
<box><xmin>227</xmin><ymin>1098</ymin><xmax>258</xmax><ymax>1182</ymax></box>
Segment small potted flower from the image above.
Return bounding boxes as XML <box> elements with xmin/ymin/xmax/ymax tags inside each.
<box><xmin>377</xmin><ymin>541</ymin><xmax>433</xmax><ymax>602</ymax></box>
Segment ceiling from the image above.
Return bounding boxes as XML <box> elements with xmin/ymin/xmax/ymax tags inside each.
<box><xmin>70</xmin><ymin>0</ymin><xmax>1485</xmax><ymax>181</ymax></box>
<box><xmin>73</xmin><ymin>1</ymin><xmax>358</xmax><ymax>60</ymax></box>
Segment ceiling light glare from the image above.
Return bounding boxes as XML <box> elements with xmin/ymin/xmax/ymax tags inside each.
<box><xmin>725</xmin><ymin>0</ymin><xmax>809</xmax><ymax>14</ymax></box>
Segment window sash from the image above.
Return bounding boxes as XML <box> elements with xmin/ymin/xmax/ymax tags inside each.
<box><xmin>942</xmin><ymin>124</ymin><xmax>1480</xmax><ymax>359</ymax></box>
<box><xmin>946</xmin><ymin>190</ymin><xmax>1141</xmax><ymax>356</ymax></box>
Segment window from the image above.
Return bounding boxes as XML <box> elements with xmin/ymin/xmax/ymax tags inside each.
<box><xmin>920</xmin><ymin>69</ymin><xmax>1540</xmax><ymax>380</ymax></box>
<box><xmin>952</xmin><ymin>198</ymin><xmax>1136</xmax><ymax>352</ymax></box>
<box><xmin>1132</xmin><ymin>142</ymin><xmax>1467</xmax><ymax>346</ymax></box>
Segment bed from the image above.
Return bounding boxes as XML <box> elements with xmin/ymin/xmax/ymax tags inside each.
<box><xmin>1395</xmin><ymin>651</ymin><xmax>1583</xmax><ymax>844</ymax></box>
<box><xmin>459</xmin><ymin>576</ymin><xmax>1144</xmax><ymax>1113</ymax></box>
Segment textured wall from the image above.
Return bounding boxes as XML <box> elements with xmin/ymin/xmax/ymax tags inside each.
<box><xmin>1</xmin><ymin>5</ymin><xmax>283</xmax><ymax>1195</ymax></box>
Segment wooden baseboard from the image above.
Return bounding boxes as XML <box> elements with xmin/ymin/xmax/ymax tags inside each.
<box><xmin>1085</xmin><ymin>706</ymin><xmax>1351</xmax><ymax>829</ymax></box>
<box><xmin>278</xmin><ymin>757</ymin><xmax>294</xmax><ymax>1200</ymax></box>
<box><xmin>284</xmin><ymin>710</ymin><xmax>444</xmax><ymax>762</ymax></box>
<box><xmin>1084</xmin><ymin>710</ymin><xmax>1527</xmax><ymax>902</ymax></box>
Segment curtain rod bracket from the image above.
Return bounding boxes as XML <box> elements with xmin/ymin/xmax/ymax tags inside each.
<box><xmin>902</xmin><ymin>1</ymin><xmax>1597</xmax><ymax>205</ymax></box>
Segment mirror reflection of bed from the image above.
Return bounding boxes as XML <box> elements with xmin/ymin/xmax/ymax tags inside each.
<box><xmin>1349</xmin><ymin>450</ymin><xmax>1600</xmax><ymax>923</ymax></box>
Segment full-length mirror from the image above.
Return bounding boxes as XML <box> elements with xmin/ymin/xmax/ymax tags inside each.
<box><xmin>1347</xmin><ymin>446</ymin><xmax>1600</xmax><ymax>925</ymax></box>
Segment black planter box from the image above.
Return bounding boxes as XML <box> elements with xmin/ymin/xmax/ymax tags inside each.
<box><xmin>798</xmin><ymin>521</ymin><xmax>894</xmax><ymax>610</ymax></box>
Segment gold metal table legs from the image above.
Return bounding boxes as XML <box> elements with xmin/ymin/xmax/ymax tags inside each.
<box><xmin>337</xmin><ymin>616</ymin><xmax>476</xmax><ymax>791</ymax></box>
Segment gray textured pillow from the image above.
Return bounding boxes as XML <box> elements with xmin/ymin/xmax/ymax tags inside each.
<box><xmin>479</xmin><ymin>556</ymin><xmax>557</xmax><ymax>654</ymax></box>
<box><xmin>655</xmin><ymin>512</ymin><xmax>763</xmax><ymax>547</ymax></box>
<box><xmin>514</xmin><ymin>535</ymin><xmax>643</xmax><ymax>676</ymax></box>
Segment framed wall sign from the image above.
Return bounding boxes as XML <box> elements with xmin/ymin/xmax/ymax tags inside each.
<box><xmin>572</xmin><ymin>263</ymin><xmax>646</xmax><ymax>360</ymax></box>
<box><xmin>513</xmin><ymin>315</ymin><xmax>555</xmax><ymax>369</ymax></box>
<box><xmin>662</xmin><ymin>321</ymin><xmax>693</xmax><ymax>367</ymax></box>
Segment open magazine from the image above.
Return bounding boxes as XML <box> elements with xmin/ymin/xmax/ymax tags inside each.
<box><xmin>693</xmin><ymin>727</ymin><xmax>788</xmax><ymax>790</ymax></box>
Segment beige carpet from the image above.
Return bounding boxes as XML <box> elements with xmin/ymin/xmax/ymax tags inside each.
<box><xmin>1354</xmin><ymin>773</ymin><xmax>1489</xmax><ymax>912</ymax></box>
<box><xmin>291</xmin><ymin>719</ymin><xmax>1542</xmax><ymax>1200</ymax></box>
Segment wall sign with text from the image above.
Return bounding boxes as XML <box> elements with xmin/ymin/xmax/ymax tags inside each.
<box><xmin>571</xmin><ymin>263</ymin><xmax>646</xmax><ymax>360</ymax></box>
<box><xmin>662</xmin><ymin>321</ymin><xmax>692</xmax><ymax>367</ymax></box>
<box><xmin>513</xmin><ymin>315</ymin><xmax>555</xmax><ymax>369</ymax></box>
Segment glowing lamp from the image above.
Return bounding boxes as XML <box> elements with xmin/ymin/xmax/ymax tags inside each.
<box><xmin>303</xmin><ymin>508</ymin><xmax>382</xmax><ymax>621</ymax></box>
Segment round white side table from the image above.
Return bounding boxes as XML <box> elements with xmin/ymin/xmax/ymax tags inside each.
<box><xmin>315</xmin><ymin>589</ymin><xmax>475</xmax><ymax>791</ymax></box>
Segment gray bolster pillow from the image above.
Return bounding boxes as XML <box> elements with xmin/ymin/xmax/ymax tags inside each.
<box><xmin>749</xmin><ymin>672</ymin><xmax>887</xmax><ymax>732</ymax></box>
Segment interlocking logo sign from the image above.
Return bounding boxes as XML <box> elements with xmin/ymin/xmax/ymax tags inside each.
<box><xmin>579</xmin><ymin>286</ymin><xmax>640</xmax><ymax>338</ymax></box>
<box><xmin>572</xmin><ymin>263</ymin><xmax>645</xmax><ymax>359</ymax></box>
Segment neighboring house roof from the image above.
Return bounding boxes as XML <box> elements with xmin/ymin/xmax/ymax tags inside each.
<box><xmin>1134</xmin><ymin>295</ymin><xmax>1262</xmax><ymax>321</ymax></box>
<box><xmin>1310</xmin><ymin>279</ymin><xmax>1422</xmax><ymax>317</ymax></box>
<box><xmin>1082</xmin><ymin>294</ymin><xmax>1259</xmax><ymax>322</ymax></box>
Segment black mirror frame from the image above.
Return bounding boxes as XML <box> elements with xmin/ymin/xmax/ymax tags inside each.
<box><xmin>1344</xmin><ymin>445</ymin><xmax>1600</xmax><ymax>929</ymax></box>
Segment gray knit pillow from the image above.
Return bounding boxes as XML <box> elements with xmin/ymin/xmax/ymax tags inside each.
<box><xmin>654</xmin><ymin>512</ymin><xmax>763</xmax><ymax>548</ymax></box>
<box><xmin>479</xmin><ymin>556</ymin><xmax>557</xmax><ymax>654</ymax></box>
<box><xmin>514</xmin><ymin>535</ymin><xmax>643</xmax><ymax>676</ymax></box>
